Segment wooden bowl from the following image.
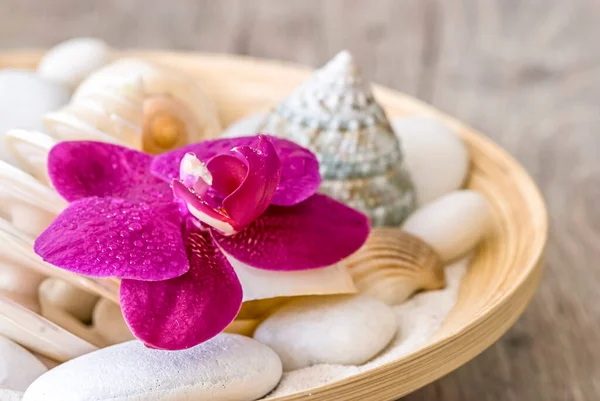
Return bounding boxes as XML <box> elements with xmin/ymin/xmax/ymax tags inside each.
<box><xmin>0</xmin><ymin>51</ymin><xmax>548</xmax><ymax>401</ymax></box>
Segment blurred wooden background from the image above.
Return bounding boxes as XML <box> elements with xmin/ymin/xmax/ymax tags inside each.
<box><xmin>1</xmin><ymin>0</ymin><xmax>599</xmax><ymax>400</ymax></box>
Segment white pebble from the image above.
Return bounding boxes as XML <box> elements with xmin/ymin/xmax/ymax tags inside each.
<box><xmin>0</xmin><ymin>389</ymin><xmax>24</xmax><ymax>401</ymax></box>
<box><xmin>37</xmin><ymin>38</ymin><xmax>111</xmax><ymax>90</ymax></box>
<box><xmin>0</xmin><ymin>335</ymin><xmax>47</xmax><ymax>391</ymax></box>
<box><xmin>254</xmin><ymin>295</ymin><xmax>397</xmax><ymax>371</ymax></box>
<box><xmin>0</xmin><ymin>70</ymin><xmax>70</xmax><ymax>164</ymax></box>
<box><xmin>402</xmin><ymin>190</ymin><xmax>492</xmax><ymax>262</ymax></box>
<box><xmin>23</xmin><ymin>334</ymin><xmax>282</xmax><ymax>401</ymax></box>
<box><xmin>38</xmin><ymin>278</ymin><xmax>99</xmax><ymax>322</ymax></box>
<box><xmin>393</xmin><ymin>116</ymin><xmax>469</xmax><ymax>206</ymax></box>
<box><xmin>92</xmin><ymin>298</ymin><xmax>135</xmax><ymax>345</ymax></box>
<box><xmin>221</xmin><ymin>112</ymin><xmax>266</xmax><ymax>138</ymax></box>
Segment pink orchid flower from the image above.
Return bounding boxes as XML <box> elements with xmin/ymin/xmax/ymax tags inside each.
<box><xmin>34</xmin><ymin>135</ymin><xmax>370</xmax><ymax>350</ymax></box>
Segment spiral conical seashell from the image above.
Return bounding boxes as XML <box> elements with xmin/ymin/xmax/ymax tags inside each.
<box><xmin>343</xmin><ymin>227</ymin><xmax>446</xmax><ymax>305</ymax></box>
<box><xmin>44</xmin><ymin>58</ymin><xmax>222</xmax><ymax>154</ymax></box>
<box><xmin>257</xmin><ymin>51</ymin><xmax>416</xmax><ymax>226</ymax></box>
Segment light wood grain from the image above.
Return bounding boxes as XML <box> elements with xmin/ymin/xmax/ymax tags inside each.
<box><xmin>0</xmin><ymin>1</ymin><xmax>596</xmax><ymax>399</ymax></box>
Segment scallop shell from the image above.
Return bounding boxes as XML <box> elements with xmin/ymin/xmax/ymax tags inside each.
<box><xmin>44</xmin><ymin>58</ymin><xmax>222</xmax><ymax>154</ymax></box>
<box><xmin>257</xmin><ymin>51</ymin><xmax>416</xmax><ymax>226</ymax></box>
<box><xmin>343</xmin><ymin>227</ymin><xmax>446</xmax><ymax>305</ymax></box>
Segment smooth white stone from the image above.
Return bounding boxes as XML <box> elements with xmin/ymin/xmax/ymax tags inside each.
<box><xmin>254</xmin><ymin>295</ymin><xmax>397</xmax><ymax>371</ymax></box>
<box><xmin>402</xmin><ymin>190</ymin><xmax>492</xmax><ymax>262</ymax></box>
<box><xmin>0</xmin><ymin>335</ymin><xmax>47</xmax><ymax>392</ymax></box>
<box><xmin>38</xmin><ymin>278</ymin><xmax>99</xmax><ymax>323</ymax></box>
<box><xmin>24</xmin><ymin>334</ymin><xmax>282</xmax><ymax>401</ymax></box>
<box><xmin>392</xmin><ymin>116</ymin><xmax>469</xmax><ymax>206</ymax></box>
<box><xmin>0</xmin><ymin>389</ymin><xmax>24</xmax><ymax>401</ymax></box>
<box><xmin>37</xmin><ymin>38</ymin><xmax>111</xmax><ymax>90</ymax></box>
<box><xmin>91</xmin><ymin>298</ymin><xmax>135</xmax><ymax>345</ymax></box>
<box><xmin>221</xmin><ymin>112</ymin><xmax>266</xmax><ymax>138</ymax></box>
<box><xmin>0</xmin><ymin>70</ymin><xmax>70</xmax><ymax>164</ymax></box>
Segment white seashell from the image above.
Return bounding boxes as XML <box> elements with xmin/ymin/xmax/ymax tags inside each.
<box><xmin>38</xmin><ymin>278</ymin><xmax>99</xmax><ymax>323</ymax></box>
<box><xmin>37</xmin><ymin>37</ymin><xmax>111</xmax><ymax>90</ymax></box>
<box><xmin>0</xmin><ymin>70</ymin><xmax>69</xmax><ymax>165</ymax></box>
<box><xmin>24</xmin><ymin>334</ymin><xmax>282</xmax><ymax>401</ymax></box>
<box><xmin>402</xmin><ymin>190</ymin><xmax>492</xmax><ymax>262</ymax></box>
<box><xmin>91</xmin><ymin>298</ymin><xmax>134</xmax><ymax>346</ymax></box>
<box><xmin>0</xmin><ymin>295</ymin><xmax>97</xmax><ymax>362</ymax></box>
<box><xmin>221</xmin><ymin>112</ymin><xmax>266</xmax><ymax>138</ymax></box>
<box><xmin>0</xmin><ymin>160</ymin><xmax>65</xmax><ymax>237</ymax></box>
<box><xmin>254</xmin><ymin>294</ymin><xmax>397</xmax><ymax>371</ymax></box>
<box><xmin>44</xmin><ymin>58</ymin><xmax>222</xmax><ymax>154</ymax></box>
<box><xmin>221</xmin><ymin>249</ymin><xmax>357</xmax><ymax>302</ymax></box>
<box><xmin>343</xmin><ymin>228</ymin><xmax>445</xmax><ymax>305</ymax></box>
<box><xmin>4</xmin><ymin>130</ymin><xmax>57</xmax><ymax>185</ymax></box>
<box><xmin>392</xmin><ymin>116</ymin><xmax>469</xmax><ymax>206</ymax></box>
<box><xmin>0</xmin><ymin>335</ymin><xmax>47</xmax><ymax>392</ymax></box>
<box><xmin>257</xmin><ymin>51</ymin><xmax>416</xmax><ymax>226</ymax></box>
<box><xmin>0</xmin><ymin>212</ymin><xmax>48</xmax><ymax>314</ymax></box>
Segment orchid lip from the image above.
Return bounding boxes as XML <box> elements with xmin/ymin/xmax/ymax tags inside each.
<box><xmin>172</xmin><ymin>179</ymin><xmax>238</xmax><ymax>236</ymax></box>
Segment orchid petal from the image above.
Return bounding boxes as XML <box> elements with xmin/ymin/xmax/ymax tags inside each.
<box><xmin>120</xmin><ymin>218</ymin><xmax>243</xmax><ymax>350</ymax></box>
<box><xmin>212</xmin><ymin>194</ymin><xmax>370</xmax><ymax>271</ymax></box>
<box><xmin>49</xmin><ymin>141</ymin><xmax>171</xmax><ymax>203</ymax></box>
<box><xmin>34</xmin><ymin>197</ymin><xmax>189</xmax><ymax>280</ymax></box>
<box><xmin>152</xmin><ymin>135</ymin><xmax>320</xmax><ymax>206</ymax></box>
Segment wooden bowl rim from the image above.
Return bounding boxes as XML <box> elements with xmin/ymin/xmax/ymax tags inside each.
<box><xmin>0</xmin><ymin>50</ymin><xmax>548</xmax><ymax>400</ymax></box>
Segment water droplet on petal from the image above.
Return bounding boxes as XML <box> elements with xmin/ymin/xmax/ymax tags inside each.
<box><xmin>128</xmin><ymin>222</ymin><xmax>143</xmax><ymax>232</ymax></box>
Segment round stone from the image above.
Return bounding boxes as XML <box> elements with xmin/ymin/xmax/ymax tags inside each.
<box><xmin>0</xmin><ymin>70</ymin><xmax>70</xmax><ymax>164</ymax></box>
<box><xmin>91</xmin><ymin>298</ymin><xmax>135</xmax><ymax>345</ymax></box>
<box><xmin>254</xmin><ymin>295</ymin><xmax>397</xmax><ymax>371</ymax></box>
<box><xmin>0</xmin><ymin>335</ymin><xmax>47</xmax><ymax>391</ymax></box>
<box><xmin>0</xmin><ymin>389</ymin><xmax>24</xmax><ymax>401</ymax></box>
<box><xmin>392</xmin><ymin>116</ymin><xmax>469</xmax><ymax>206</ymax></box>
<box><xmin>38</xmin><ymin>278</ymin><xmax>99</xmax><ymax>322</ymax></box>
<box><xmin>37</xmin><ymin>37</ymin><xmax>111</xmax><ymax>90</ymax></box>
<box><xmin>402</xmin><ymin>190</ymin><xmax>492</xmax><ymax>262</ymax></box>
<box><xmin>23</xmin><ymin>334</ymin><xmax>282</xmax><ymax>401</ymax></box>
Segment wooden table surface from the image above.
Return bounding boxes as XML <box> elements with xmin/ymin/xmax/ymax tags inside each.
<box><xmin>2</xmin><ymin>1</ymin><xmax>599</xmax><ymax>400</ymax></box>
